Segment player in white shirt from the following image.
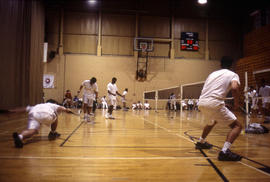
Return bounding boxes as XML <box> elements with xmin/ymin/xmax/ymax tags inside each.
<box><xmin>196</xmin><ymin>56</ymin><xmax>242</xmax><ymax>161</ymax></box>
<box><xmin>132</xmin><ymin>103</ymin><xmax>137</xmax><ymax>110</ymax></box>
<box><xmin>248</xmin><ymin>86</ymin><xmax>258</xmax><ymax>114</ymax></box>
<box><xmin>144</xmin><ymin>100</ymin><xmax>151</xmax><ymax>110</ymax></box>
<box><xmin>187</xmin><ymin>98</ymin><xmax>194</xmax><ymax>110</ymax></box>
<box><xmin>169</xmin><ymin>93</ymin><xmax>176</xmax><ymax>111</ymax></box>
<box><xmin>137</xmin><ymin>101</ymin><xmax>143</xmax><ymax>110</ymax></box>
<box><xmin>106</xmin><ymin>77</ymin><xmax>123</xmax><ymax>119</ymax></box>
<box><xmin>121</xmin><ymin>88</ymin><xmax>128</xmax><ymax>111</ymax></box>
<box><xmin>101</xmin><ymin>96</ymin><xmax>108</xmax><ymax>109</ymax></box>
<box><xmin>258</xmin><ymin>79</ymin><xmax>270</xmax><ymax>122</ymax></box>
<box><xmin>78</xmin><ymin>77</ymin><xmax>98</xmax><ymax>122</ymax></box>
<box><xmin>11</xmin><ymin>102</ymin><xmax>70</xmax><ymax>148</ymax></box>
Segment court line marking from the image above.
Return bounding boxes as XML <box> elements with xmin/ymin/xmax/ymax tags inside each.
<box><xmin>239</xmin><ymin>161</ymin><xmax>270</xmax><ymax>177</ymax></box>
<box><xmin>199</xmin><ymin>148</ymin><xmax>229</xmax><ymax>182</ymax></box>
<box><xmin>135</xmin><ymin>115</ymin><xmax>228</xmax><ymax>182</ymax></box>
<box><xmin>0</xmin><ymin>156</ymin><xmax>215</xmax><ymax>160</ymax></box>
<box><xmin>135</xmin><ymin>113</ymin><xmax>270</xmax><ymax>177</ymax></box>
<box><xmin>59</xmin><ymin>121</ymin><xmax>84</xmax><ymax>147</ymax></box>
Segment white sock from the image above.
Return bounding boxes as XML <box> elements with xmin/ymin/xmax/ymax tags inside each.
<box><xmin>18</xmin><ymin>134</ymin><xmax>23</xmax><ymax>140</ymax></box>
<box><xmin>222</xmin><ymin>142</ymin><xmax>231</xmax><ymax>153</ymax></box>
<box><xmin>199</xmin><ymin>137</ymin><xmax>205</xmax><ymax>143</ymax></box>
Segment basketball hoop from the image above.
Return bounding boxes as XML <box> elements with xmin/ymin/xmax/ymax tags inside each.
<box><xmin>140</xmin><ymin>42</ymin><xmax>148</xmax><ymax>52</ymax></box>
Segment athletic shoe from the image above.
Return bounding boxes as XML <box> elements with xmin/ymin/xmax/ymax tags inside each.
<box><xmin>109</xmin><ymin>115</ymin><xmax>115</xmax><ymax>119</ymax></box>
<box><xmin>12</xmin><ymin>132</ymin><xmax>23</xmax><ymax>148</ymax></box>
<box><xmin>195</xmin><ymin>142</ymin><xmax>213</xmax><ymax>149</ymax></box>
<box><xmin>105</xmin><ymin>114</ymin><xmax>109</xmax><ymax>119</ymax></box>
<box><xmin>218</xmin><ymin>150</ymin><xmax>242</xmax><ymax>161</ymax></box>
<box><xmin>84</xmin><ymin>114</ymin><xmax>89</xmax><ymax>121</ymax></box>
<box><xmin>48</xmin><ymin>131</ymin><xmax>61</xmax><ymax>140</ymax></box>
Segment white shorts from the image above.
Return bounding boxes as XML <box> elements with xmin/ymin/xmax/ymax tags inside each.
<box><xmin>199</xmin><ymin>104</ymin><xmax>237</xmax><ymax>125</ymax></box>
<box><xmin>27</xmin><ymin>112</ymin><xmax>56</xmax><ymax>130</ymax></box>
<box><xmin>83</xmin><ymin>95</ymin><xmax>95</xmax><ymax>107</ymax></box>
<box><xmin>108</xmin><ymin>97</ymin><xmax>117</xmax><ymax>106</ymax></box>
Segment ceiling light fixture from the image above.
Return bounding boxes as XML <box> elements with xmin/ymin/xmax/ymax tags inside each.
<box><xmin>88</xmin><ymin>0</ymin><xmax>97</xmax><ymax>4</ymax></box>
<box><xmin>198</xmin><ymin>0</ymin><xmax>207</xmax><ymax>5</ymax></box>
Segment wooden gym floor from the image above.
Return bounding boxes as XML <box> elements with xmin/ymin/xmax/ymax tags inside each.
<box><xmin>0</xmin><ymin>109</ymin><xmax>270</xmax><ymax>182</ymax></box>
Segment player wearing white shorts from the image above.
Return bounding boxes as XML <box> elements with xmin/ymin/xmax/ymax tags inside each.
<box><xmin>121</xmin><ymin>88</ymin><xmax>128</xmax><ymax>111</ymax></box>
<box><xmin>101</xmin><ymin>96</ymin><xmax>108</xmax><ymax>109</ymax></box>
<box><xmin>106</xmin><ymin>77</ymin><xmax>123</xmax><ymax>119</ymax></box>
<box><xmin>11</xmin><ymin>103</ymin><xmax>70</xmax><ymax>148</ymax></box>
<box><xmin>259</xmin><ymin>79</ymin><xmax>270</xmax><ymax>122</ymax></box>
<box><xmin>196</xmin><ymin>56</ymin><xmax>242</xmax><ymax>161</ymax></box>
<box><xmin>78</xmin><ymin>77</ymin><xmax>98</xmax><ymax>121</ymax></box>
<box><xmin>144</xmin><ymin>100</ymin><xmax>151</xmax><ymax>110</ymax></box>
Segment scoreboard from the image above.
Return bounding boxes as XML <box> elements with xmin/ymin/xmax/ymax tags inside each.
<box><xmin>180</xmin><ymin>32</ymin><xmax>199</xmax><ymax>51</ymax></box>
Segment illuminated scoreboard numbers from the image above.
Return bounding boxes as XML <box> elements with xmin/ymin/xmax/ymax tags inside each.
<box><xmin>180</xmin><ymin>32</ymin><xmax>199</xmax><ymax>51</ymax></box>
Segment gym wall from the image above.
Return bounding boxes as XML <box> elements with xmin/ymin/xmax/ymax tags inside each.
<box><xmin>235</xmin><ymin>24</ymin><xmax>270</xmax><ymax>102</ymax></box>
<box><xmin>44</xmin><ymin>10</ymin><xmax>242</xmax><ymax>105</ymax></box>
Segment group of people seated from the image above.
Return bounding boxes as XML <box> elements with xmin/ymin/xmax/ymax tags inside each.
<box><xmin>132</xmin><ymin>100</ymin><xmax>151</xmax><ymax>110</ymax></box>
<box><xmin>181</xmin><ymin>99</ymin><xmax>199</xmax><ymax>110</ymax></box>
<box><xmin>166</xmin><ymin>98</ymin><xmax>198</xmax><ymax>111</ymax></box>
<box><xmin>62</xmin><ymin>90</ymin><xmax>82</xmax><ymax>108</ymax></box>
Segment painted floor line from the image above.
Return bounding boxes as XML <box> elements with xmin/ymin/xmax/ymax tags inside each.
<box><xmin>0</xmin><ymin>156</ymin><xmax>215</xmax><ymax>160</ymax></box>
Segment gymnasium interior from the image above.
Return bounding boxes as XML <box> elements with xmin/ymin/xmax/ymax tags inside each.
<box><xmin>1</xmin><ymin>0</ymin><xmax>270</xmax><ymax>181</ymax></box>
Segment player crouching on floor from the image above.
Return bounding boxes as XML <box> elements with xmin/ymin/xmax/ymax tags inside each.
<box><xmin>10</xmin><ymin>102</ymin><xmax>71</xmax><ymax>148</ymax></box>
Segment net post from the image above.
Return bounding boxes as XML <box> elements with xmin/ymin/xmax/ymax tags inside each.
<box><xmin>180</xmin><ymin>85</ymin><xmax>183</xmax><ymax>113</ymax></box>
<box><xmin>244</xmin><ymin>71</ymin><xmax>249</xmax><ymax>133</ymax></box>
<box><xmin>155</xmin><ymin>90</ymin><xmax>158</xmax><ymax>112</ymax></box>
<box><xmin>143</xmin><ymin>91</ymin><xmax>145</xmax><ymax>107</ymax></box>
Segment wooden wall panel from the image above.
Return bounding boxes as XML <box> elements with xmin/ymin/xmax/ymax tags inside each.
<box><xmin>149</xmin><ymin>43</ymin><xmax>170</xmax><ymax>57</ymax></box>
<box><xmin>64</xmin><ymin>13</ymin><xmax>81</xmax><ymax>34</ymax></box>
<box><xmin>102</xmin><ymin>36</ymin><xmax>133</xmax><ymax>56</ymax></box>
<box><xmin>208</xmin><ymin>20</ymin><xmax>238</xmax><ymax>41</ymax></box>
<box><xmin>63</xmin><ymin>35</ymin><xmax>97</xmax><ymax>54</ymax></box>
<box><xmin>243</xmin><ymin>24</ymin><xmax>270</xmax><ymax>57</ymax></box>
<box><xmin>235</xmin><ymin>25</ymin><xmax>270</xmax><ymax>105</ymax></box>
<box><xmin>236</xmin><ymin>54</ymin><xmax>270</xmax><ymax>89</ymax></box>
<box><xmin>102</xmin><ymin>14</ymin><xmax>135</xmax><ymax>36</ymax></box>
<box><xmin>47</xmin><ymin>11</ymin><xmax>242</xmax><ymax>58</ymax></box>
<box><xmin>46</xmin><ymin>10</ymin><xmax>59</xmax><ymax>33</ymax></box>
<box><xmin>64</xmin><ymin>12</ymin><xmax>97</xmax><ymax>35</ymax></box>
<box><xmin>47</xmin><ymin>33</ymin><xmax>58</xmax><ymax>52</ymax></box>
<box><xmin>208</xmin><ymin>41</ymin><xmax>235</xmax><ymax>60</ymax></box>
<box><xmin>46</xmin><ymin>10</ymin><xmax>59</xmax><ymax>52</ymax></box>
<box><xmin>80</xmin><ymin>13</ymin><xmax>98</xmax><ymax>35</ymax></box>
<box><xmin>139</xmin><ymin>16</ymin><xmax>170</xmax><ymax>38</ymax></box>
<box><xmin>174</xmin><ymin>18</ymin><xmax>206</xmax><ymax>40</ymax></box>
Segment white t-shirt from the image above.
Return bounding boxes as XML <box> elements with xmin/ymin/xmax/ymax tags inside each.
<box><xmin>107</xmin><ymin>82</ymin><xmax>118</xmax><ymax>100</ymax></box>
<box><xmin>28</xmin><ymin>103</ymin><xmax>60</xmax><ymax>124</ymax></box>
<box><xmin>122</xmin><ymin>91</ymin><xmax>127</xmax><ymax>97</ymax></box>
<box><xmin>198</xmin><ymin>69</ymin><xmax>240</xmax><ymax>106</ymax></box>
<box><xmin>259</xmin><ymin>85</ymin><xmax>270</xmax><ymax>103</ymax></box>
<box><xmin>82</xmin><ymin>80</ymin><xmax>98</xmax><ymax>97</ymax></box>
<box><xmin>188</xmin><ymin>99</ymin><xmax>194</xmax><ymax>105</ymax></box>
<box><xmin>101</xmin><ymin>97</ymin><xmax>106</xmax><ymax>103</ymax></box>
<box><xmin>144</xmin><ymin>103</ymin><xmax>150</xmax><ymax>108</ymax></box>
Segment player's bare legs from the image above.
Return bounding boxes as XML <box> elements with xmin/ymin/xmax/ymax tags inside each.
<box><xmin>20</xmin><ymin>129</ymin><xmax>39</xmax><ymax>140</ymax></box>
<box><xmin>227</xmin><ymin>120</ymin><xmax>242</xmax><ymax>143</ymax></box>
